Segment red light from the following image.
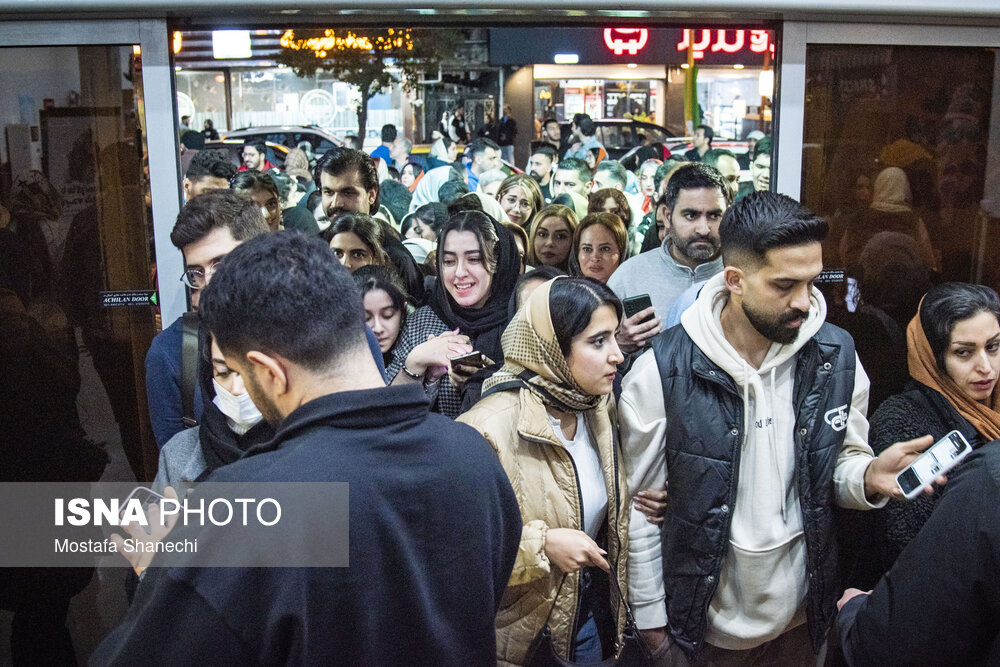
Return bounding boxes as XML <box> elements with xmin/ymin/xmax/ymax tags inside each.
<box><xmin>604</xmin><ymin>28</ymin><xmax>648</xmax><ymax>56</ymax></box>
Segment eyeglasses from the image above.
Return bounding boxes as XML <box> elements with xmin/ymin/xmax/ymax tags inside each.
<box><xmin>181</xmin><ymin>256</ymin><xmax>224</xmax><ymax>289</ymax></box>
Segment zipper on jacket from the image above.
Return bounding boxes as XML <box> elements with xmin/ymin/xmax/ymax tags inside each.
<box><xmin>519</xmin><ymin>430</ymin><xmax>585</xmax><ymax>653</ymax></box>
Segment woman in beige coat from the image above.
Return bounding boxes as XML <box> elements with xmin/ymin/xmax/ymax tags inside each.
<box><xmin>458</xmin><ymin>276</ymin><xmax>631</xmax><ymax>665</ymax></box>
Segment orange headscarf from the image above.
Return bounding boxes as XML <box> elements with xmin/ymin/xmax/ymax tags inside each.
<box><xmin>906</xmin><ymin>301</ymin><xmax>1000</xmax><ymax>441</ymax></box>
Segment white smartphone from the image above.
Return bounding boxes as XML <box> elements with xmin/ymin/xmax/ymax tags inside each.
<box><xmin>896</xmin><ymin>430</ymin><xmax>972</xmax><ymax>499</ymax></box>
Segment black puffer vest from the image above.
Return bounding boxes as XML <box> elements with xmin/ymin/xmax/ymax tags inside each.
<box><xmin>651</xmin><ymin>321</ymin><xmax>857</xmax><ymax>658</ymax></box>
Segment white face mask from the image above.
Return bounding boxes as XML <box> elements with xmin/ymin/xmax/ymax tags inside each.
<box><xmin>212</xmin><ymin>378</ymin><xmax>263</xmax><ymax>429</ymax></box>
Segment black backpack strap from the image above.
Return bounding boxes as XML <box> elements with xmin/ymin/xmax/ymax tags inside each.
<box><xmin>180</xmin><ymin>311</ymin><xmax>200</xmax><ymax>428</ymax></box>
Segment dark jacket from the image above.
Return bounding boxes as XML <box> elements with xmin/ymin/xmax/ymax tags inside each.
<box><xmin>836</xmin><ymin>443</ymin><xmax>1000</xmax><ymax>666</ymax></box>
<box><xmin>651</xmin><ymin>322</ymin><xmax>857</xmax><ymax>657</ymax></box>
<box><xmin>869</xmin><ymin>381</ymin><xmax>982</xmax><ymax>564</ymax></box>
<box><xmin>93</xmin><ymin>384</ymin><xmax>523</xmax><ymax>666</ymax></box>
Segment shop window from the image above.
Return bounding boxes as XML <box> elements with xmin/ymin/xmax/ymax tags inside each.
<box><xmin>802</xmin><ymin>43</ymin><xmax>998</xmax><ymax>412</ymax></box>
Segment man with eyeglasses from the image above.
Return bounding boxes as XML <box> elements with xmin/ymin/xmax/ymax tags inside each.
<box><xmin>238</xmin><ymin>139</ymin><xmax>274</xmax><ymax>173</ymax></box>
<box><xmin>145</xmin><ymin>191</ymin><xmax>387</xmax><ymax>448</ymax></box>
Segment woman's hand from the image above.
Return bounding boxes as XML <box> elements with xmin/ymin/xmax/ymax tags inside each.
<box><xmin>404</xmin><ymin>329</ymin><xmax>471</xmax><ymax>382</ymax></box>
<box><xmin>616</xmin><ymin>307</ymin><xmax>662</xmax><ymax>354</ymax></box>
<box><xmin>447</xmin><ymin>354</ymin><xmax>495</xmax><ymax>389</ymax></box>
<box><xmin>111</xmin><ymin>486</ymin><xmax>180</xmax><ymax>576</ymax></box>
<box><xmin>544</xmin><ymin>528</ymin><xmax>610</xmax><ymax>573</ymax></box>
<box><xmin>634</xmin><ymin>482</ymin><xmax>668</xmax><ymax>525</ymax></box>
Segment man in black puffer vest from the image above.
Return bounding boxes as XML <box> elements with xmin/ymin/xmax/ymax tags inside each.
<box><xmin>619</xmin><ymin>192</ymin><xmax>936</xmax><ymax>665</ymax></box>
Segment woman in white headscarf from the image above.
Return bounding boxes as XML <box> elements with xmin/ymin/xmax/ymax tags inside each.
<box><xmin>840</xmin><ymin>166</ymin><xmax>936</xmax><ymax>272</ymax></box>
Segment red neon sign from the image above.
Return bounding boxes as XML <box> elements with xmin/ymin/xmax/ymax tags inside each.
<box><xmin>676</xmin><ymin>29</ymin><xmax>775</xmax><ymax>59</ymax></box>
<box><xmin>604</xmin><ymin>28</ymin><xmax>648</xmax><ymax>56</ymax></box>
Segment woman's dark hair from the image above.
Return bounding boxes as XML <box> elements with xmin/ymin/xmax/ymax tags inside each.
<box><xmin>383</xmin><ymin>236</ymin><xmax>427</xmax><ymax>306</ymax></box>
<box><xmin>231</xmin><ymin>169</ymin><xmax>279</xmax><ymax>200</ymax></box>
<box><xmin>437</xmin><ymin>211</ymin><xmax>500</xmax><ymax>276</ymax></box>
<box><xmin>549</xmin><ymin>277</ymin><xmax>623</xmax><ymax>357</ymax></box>
<box><xmin>588</xmin><ymin>188</ymin><xmax>630</xmax><ymax>226</ymax></box>
<box><xmin>920</xmin><ymin>282</ymin><xmax>1000</xmax><ymax>370</ymax></box>
<box><xmin>412</xmin><ymin>202</ymin><xmax>448</xmax><ymax>239</ymax></box>
<box><xmin>320</xmin><ymin>212</ymin><xmax>389</xmax><ymax>266</ymax></box>
<box><xmin>353</xmin><ymin>264</ymin><xmax>411</xmax><ymax>351</ymax></box>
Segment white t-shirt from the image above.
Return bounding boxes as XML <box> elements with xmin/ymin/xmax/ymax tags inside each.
<box><xmin>548</xmin><ymin>411</ymin><xmax>608</xmax><ymax>539</ymax></box>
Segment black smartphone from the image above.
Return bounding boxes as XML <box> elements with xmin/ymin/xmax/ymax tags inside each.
<box><xmin>622</xmin><ymin>294</ymin><xmax>654</xmax><ymax>323</ymax></box>
<box><xmin>450</xmin><ymin>350</ymin><xmax>486</xmax><ymax>368</ymax></box>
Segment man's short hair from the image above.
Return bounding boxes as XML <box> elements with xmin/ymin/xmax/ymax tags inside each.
<box><xmin>531</xmin><ymin>144</ymin><xmax>559</xmax><ymax>163</ymax></box>
<box><xmin>314</xmin><ymin>147</ymin><xmax>380</xmax><ymax>212</ymax></box>
<box><xmin>243</xmin><ymin>138</ymin><xmax>266</xmax><ymax>155</ymax></box>
<box><xmin>752</xmin><ymin>136</ymin><xmax>772</xmax><ymax>161</ymax></box>
<box><xmin>557</xmin><ymin>157</ymin><xmax>590</xmax><ymax>184</ymax></box>
<box><xmin>395</xmin><ymin>137</ymin><xmax>412</xmax><ymax>153</ymax></box>
<box><xmin>543</xmin><ymin>117</ymin><xmax>559</xmax><ymax>131</ymax></box>
<box><xmin>185</xmin><ymin>149</ymin><xmax>236</xmax><ymax>182</ymax></box>
<box><xmin>576</xmin><ymin>115</ymin><xmax>596</xmax><ymax>137</ymax></box>
<box><xmin>381</xmin><ymin>124</ymin><xmax>397</xmax><ymax>143</ymax></box>
<box><xmin>696</xmin><ymin>124</ymin><xmax>714</xmax><ymax>143</ymax></box>
<box><xmin>594</xmin><ymin>160</ymin><xmax>627</xmax><ymax>189</ymax></box>
<box><xmin>169</xmin><ymin>190</ymin><xmax>268</xmax><ymax>250</ymax></box>
<box><xmin>468</xmin><ymin>138</ymin><xmax>500</xmax><ymax>160</ymax></box>
<box><xmin>199</xmin><ymin>232</ymin><xmax>367</xmax><ymax>373</ymax></box>
<box><xmin>661</xmin><ymin>162</ymin><xmax>734</xmax><ymax>212</ymax></box>
<box><xmin>654</xmin><ymin>158</ymin><xmax>685</xmax><ymax>192</ymax></box>
<box><xmin>703</xmin><ymin>148</ymin><xmax>737</xmax><ymax>170</ymax></box>
<box><xmin>720</xmin><ymin>191</ymin><xmax>828</xmax><ymax>269</ymax></box>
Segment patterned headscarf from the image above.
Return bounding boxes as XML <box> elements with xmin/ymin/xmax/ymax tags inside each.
<box><xmin>484</xmin><ymin>277</ymin><xmax>601</xmax><ymax>413</ymax></box>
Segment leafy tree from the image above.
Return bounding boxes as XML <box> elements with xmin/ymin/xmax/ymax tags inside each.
<box><xmin>277</xmin><ymin>28</ymin><xmax>461</xmax><ymax>141</ymax></box>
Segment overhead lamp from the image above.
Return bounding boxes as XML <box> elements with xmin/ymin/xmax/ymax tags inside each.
<box><xmin>733</xmin><ymin>64</ymin><xmax>745</xmax><ymax>70</ymax></box>
<box><xmin>626</xmin><ymin>63</ymin><xmax>638</xmax><ymax>69</ymax></box>
<box><xmin>680</xmin><ymin>63</ymin><xmax>690</xmax><ymax>69</ymax></box>
<box><xmin>554</xmin><ymin>53</ymin><xmax>579</xmax><ymax>64</ymax></box>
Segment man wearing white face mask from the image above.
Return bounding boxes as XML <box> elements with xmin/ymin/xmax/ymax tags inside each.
<box><xmin>154</xmin><ymin>337</ymin><xmax>274</xmax><ymax>487</ymax></box>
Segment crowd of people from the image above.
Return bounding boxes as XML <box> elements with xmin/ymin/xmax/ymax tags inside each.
<box><xmin>5</xmin><ymin>109</ymin><xmax>1000</xmax><ymax>665</ymax></box>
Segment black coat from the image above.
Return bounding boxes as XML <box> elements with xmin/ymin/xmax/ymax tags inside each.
<box><xmin>92</xmin><ymin>384</ymin><xmax>522</xmax><ymax>666</ymax></box>
<box><xmin>836</xmin><ymin>443</ymin><xmax>1000</xmax><ymax>666</ymax></box>
<box><xmin>650</xmin><ymin>322</ymin><xmax>859</xmax><ymax>658</ymax></box>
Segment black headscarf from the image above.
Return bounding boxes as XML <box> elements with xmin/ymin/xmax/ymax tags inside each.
<box><xmin>196</xmin><ymin>341</ymin><xmax>274</xmax><ymax>478</ymax></box>
<box><xmin>427</xmin><ymin>212</ymin><xmax>520</xmax><ymax>409</ymax></box>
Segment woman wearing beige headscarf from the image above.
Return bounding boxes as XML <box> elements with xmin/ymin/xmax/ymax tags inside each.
<box><xmin>458</xmin><ymin>277</ymin><xmax>632</xmax><ymax>665</ymax></box>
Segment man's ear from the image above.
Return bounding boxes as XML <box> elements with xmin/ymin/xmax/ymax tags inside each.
<box><xmin>659</xmin><ymin>205</ymin><xmax>673</xmax><ymax>234</ymax></box>
<box><xmin>724</xmin><ymin>266</ymin><xmax>746</xmax><ymax>296</ymax></box>
<box><xmin>182</xmin><ymin>178</ymin><xmax>193</xmax><ymax>199</ymax></box>
<box><xmin>367</xmin><ymin>187</ymin><xmax>378</xmax><ymax>209</ymax></box>
<box><xmin>245</xmin><ymin>350</ymin><xmax>289</xmax><ymax>397</ymax></box>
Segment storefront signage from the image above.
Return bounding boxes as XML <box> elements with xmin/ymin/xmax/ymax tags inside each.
<box><xmin>604</xmin><ymin>29</ymin><xmax>648</xmax><ymax>56</ymax></box>
<box><xmin>676</xmin><ymin>29</ymin><xmax>775</xmax><ymax>60</ymax></box>
<box><xmin>490</xmin><ymin>27</ymin><xmax>775</xmax><ymax>67</ymax></box>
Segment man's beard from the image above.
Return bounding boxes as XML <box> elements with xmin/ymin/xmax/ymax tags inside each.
<box><xmin>670</xmin><ymin>230</ymin><xmax>720</xmax><ymax>263</ymax></box>
<box><xmin>240</xmin><ymin>367</ymin><xmax>284</xmax><ymax>426</ymax></box>
<box><xmin>742</xmin><ymin>300</ymin><xmax>808</xmax><ymax>345</ymax></box>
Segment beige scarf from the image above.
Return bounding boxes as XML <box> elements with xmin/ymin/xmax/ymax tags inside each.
<box><xmin>483</xmin><ymin>277</ymin><xmax>601</xmax><ymax>412</ymax></box>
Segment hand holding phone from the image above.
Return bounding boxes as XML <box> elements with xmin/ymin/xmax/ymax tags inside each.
<box><xmin>449</xmin><ymin>350</ymin><xmax>486</xmax><ymax>369</ymax></box>
<box><xmin>896</xmin><ymin>430</ymin><xmax>972</xmax><ymax>499</ymax></box>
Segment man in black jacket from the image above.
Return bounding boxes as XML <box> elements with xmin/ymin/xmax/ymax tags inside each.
<box><xmin>835</xmin><ymin>443</ymin><xmax>1000</xmax><ymax>666</ymax></box>
<box><xmin>94</xmin><ymin>232</ymin><xmax>522</xmax><ymax>665</ymax></box>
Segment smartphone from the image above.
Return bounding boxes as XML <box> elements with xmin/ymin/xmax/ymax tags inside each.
<box><xmin>450</xmin><ymin>350</ymin><xmax>486</xmax><ymax>368</ymax></box>
<box><xmin>622</xmin><ymin>294</ymin><xmax>654</xmax><ymax>323</ymax></box>
<box><xmin>119</xmin><ymin>486</ymin><xmax>167</xmax><ymax>526</ymax></box>
<box><xmin>896</xmin><ymin>430</ymin><xmax>972</xmax><ymax>499</ymax></box>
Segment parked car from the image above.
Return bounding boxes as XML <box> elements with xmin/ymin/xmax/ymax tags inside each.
<box><xmin>220</xmin><ymin>125</ymin><xmax>341</xmax><ymax>163</ymax></box>
<box><xmin>202</xmin><ymin>139</ymin><xmax>290</xmax><ymax>170</ymax></box>
<box><xmin>559</xmin><ymin>119</ymin><xmax>678</xmax><ymax>161</ymax></box>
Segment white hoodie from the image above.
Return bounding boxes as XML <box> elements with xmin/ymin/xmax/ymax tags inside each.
<box><xmin>619</xmin><ymin>273</ymin><xmax>885</xmax><ymax>647</ymax></box>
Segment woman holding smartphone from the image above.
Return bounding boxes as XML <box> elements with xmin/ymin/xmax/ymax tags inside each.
<box><xmin>867</xmin><ymin>282</ymin><xmax>1000</xmax><ymax>573</ymax></box>
<box><xmin>458</xmin><ymin>277</ymin><xmax>631</xmax><ymax>665</ymax></box>
<box><xmin>387</xmin><ymin>211</ymin><xmax>520</xmax><ymax>417</ymax></box>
